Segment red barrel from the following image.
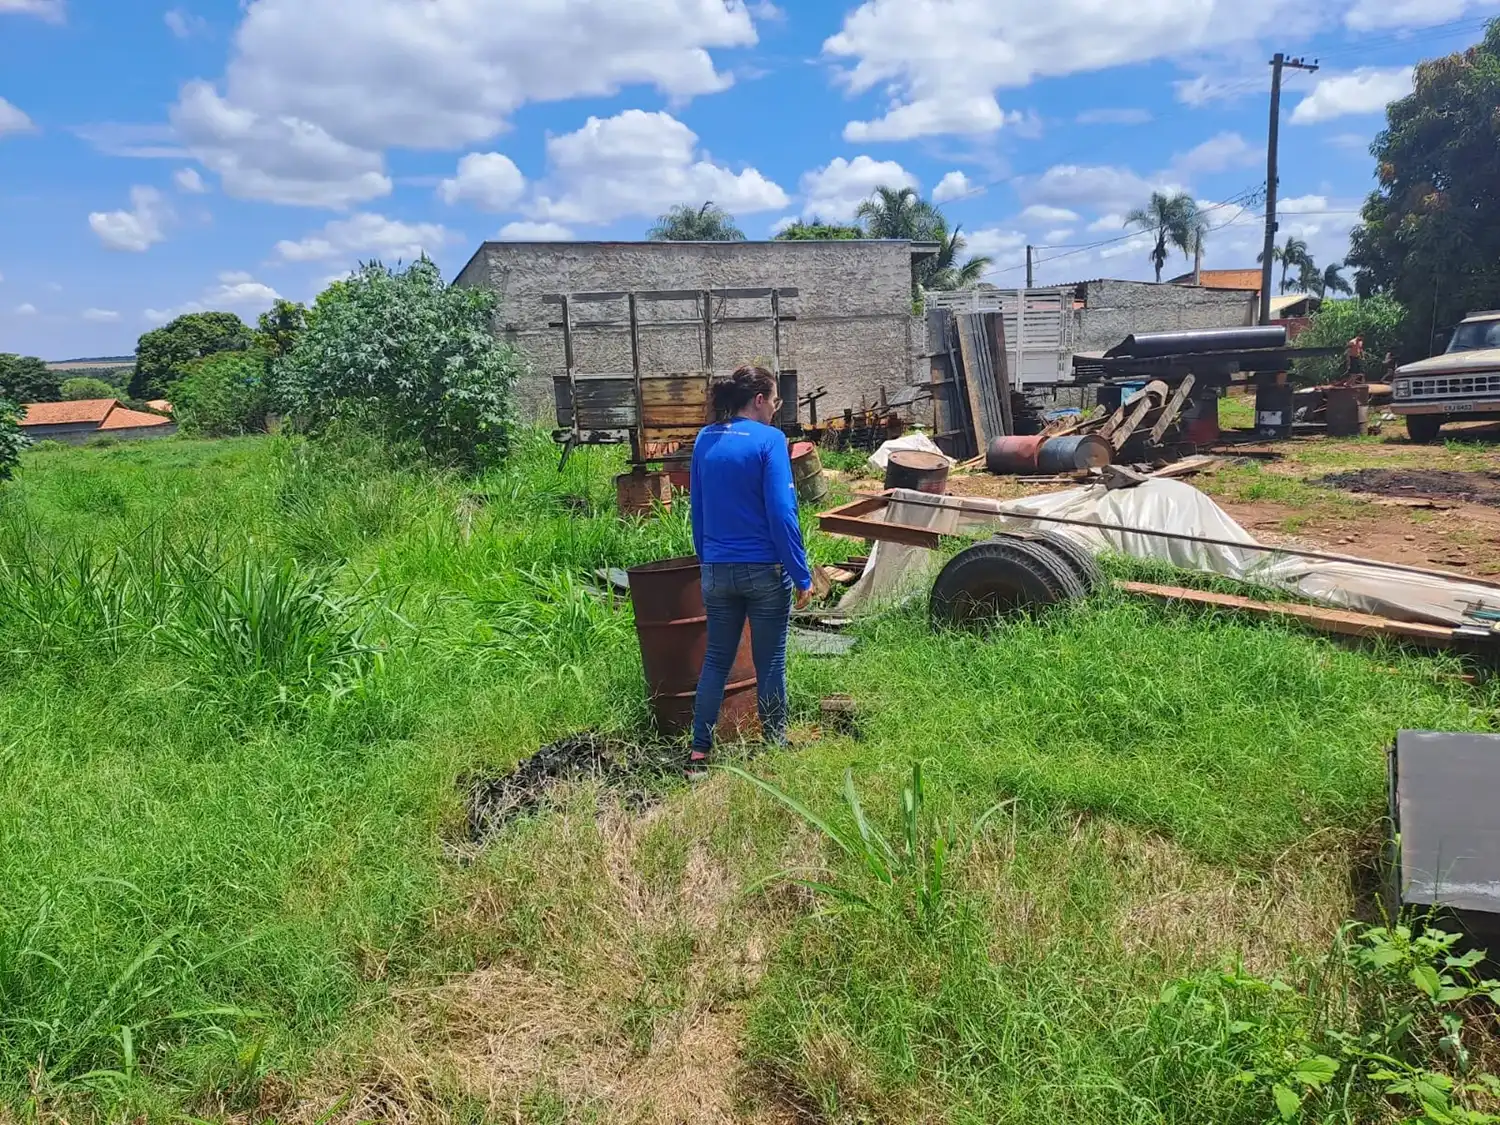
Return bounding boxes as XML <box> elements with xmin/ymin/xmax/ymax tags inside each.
<box><xmin>665</xmin><ymin>462</ymin><xmax>692</xmax><ymax>494</ymax></box>
<box><xmin>1181</xmin><ymin>391</ymin><xmax>1220</xmax><ymax>446</ymax></box>
<box><xmin>985</xmin><ymin>434</ymin><xmax>1047</xmax><ymax>474</ymax></box>
<box><xmin>627</xmin><ymin>556</ymin><xmax>757</xmax><ymax>737</ymax></box>
<box><xmin>883</xmin><ymin>450</ymin><xmax>950</xmax><ymax>494</ymax></box>
<box><xmin>616</xmin><ymin>470</ymin><xmax>671</xmax><ymax>517</ymax></box>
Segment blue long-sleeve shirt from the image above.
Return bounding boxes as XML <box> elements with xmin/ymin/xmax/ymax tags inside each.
<box><xmin>689</xmin><ymin>418</ymin><xmax>813</xmax><ymax>591</ymax></box>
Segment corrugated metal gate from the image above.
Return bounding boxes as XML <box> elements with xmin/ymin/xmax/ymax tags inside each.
<box><xmin>926</xmin><ymin>287</ymin><xmax>1079</xmax><ymax>387</ymax></box>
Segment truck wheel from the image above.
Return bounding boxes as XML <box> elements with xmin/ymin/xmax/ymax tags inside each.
<box><xmin>1405</xmin><ymin>415</ymin><xmax>1444</xmax><ymax>444</ymax></box>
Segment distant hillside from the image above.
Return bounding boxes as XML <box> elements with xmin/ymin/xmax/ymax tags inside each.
<box><xmin>46</xmin><ymin>356</ymin><xmax>135</xmax><ymax>371</ymax></box>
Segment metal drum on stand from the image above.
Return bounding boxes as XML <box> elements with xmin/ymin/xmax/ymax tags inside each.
<box><xmin>616</xmin><ymin>469</ymin><xmax>671</xmax><ymax>516</ymax></box>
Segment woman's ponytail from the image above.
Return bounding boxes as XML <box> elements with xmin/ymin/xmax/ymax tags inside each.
<box><xmin>711</xmin><ymin>364</ymin><xmax>777</xmax><ymax>420</ymax></box>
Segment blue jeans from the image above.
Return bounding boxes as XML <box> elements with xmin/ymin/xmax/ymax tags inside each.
<box><xmin>691</xmin><ymin>562</ymin><xmax>793</xmax><ymax>750</ymax></box>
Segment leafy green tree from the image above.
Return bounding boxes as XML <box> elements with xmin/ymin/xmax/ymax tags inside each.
<box><xmin>1293</xmin><ymin>294</ymin><xmax>1407</xmax><ymax>384</ymax></box>
<box><xmin>774</xmin><ymin>218</ymin><xmax>865</xmax><ymax>240</ymax></box>
<box><xmin>172</xmin><ymin>351</ymin><xmax>269</xmax><ymax>437</ymax></box>
<box><xmin>1126</xmin><ymin>191</ymin><xmax>1203</xmax><ymax>282</ymax></box>
<box><xmin>0</xmin><ymin>399</ymin><xmax>25</xmax><ymax>480</ymax></box>
<box><xmin>647</xmin><ymin>201</ymin><xmax>746</xmax><ymax>241</ymax></box>
<box><xmin>131</xmin><ymin>312</ymin><xmax>254</xmax><ymax>399</ymax></box>
<box><xmin>59</xmin><ymin>377</ymin><xmax>117</xmax><ymax>401</ymax></box>
<box><xmin>0</xmin><ymin>354</ymin><xmax>60</xmax><ymax>403</ymax></box>
<box><xmin>255</xmin><ymin>299</ymin><xmax>307</xmax><ymax>362</ymax></box>
<box><xmin>1347</xmin><ymin>19</ymin><xmax>1500</xmax><ymax>357</ymax></box>
<box><xmin>276</xmin><ymin>258</ymin><xmax>521</xmax><ymax>471</ymax></box>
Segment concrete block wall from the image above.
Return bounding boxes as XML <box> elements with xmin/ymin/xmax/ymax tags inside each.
<box><xmin>1075</xmin><ymin>280</ymin><xmax>1259</xmax><ymax>353</ymax></box>
<box><xmin>453</xmin><ymin>240</ymin><xmax>918</xmax><ymax>423</ymax></box>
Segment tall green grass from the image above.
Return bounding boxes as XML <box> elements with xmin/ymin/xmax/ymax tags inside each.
<box><xmin>1</xmin><ymin>429</ymin><xmax>1495</xmax><ymax>1122</ymax></box>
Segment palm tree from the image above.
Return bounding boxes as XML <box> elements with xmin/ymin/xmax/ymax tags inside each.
<box><xmin>647</xmin><ymin>202</ymin><xmax>745</xmax><ymax>241</ymax></box>
<box><xmin>1125</xmin><ymin>191</ymin><xmax>1201</xmax><ymax>282</ymax></box>
<box><xmin>1257</xmin><ymin>236</ymin><xmax>1312</xmax><ymax>295</ymax></box>
<box><xmin>856</xmin><ymin>185</ymin><xmax>989</xmax><ymax>292</ymax></box>
<box><xmin>1311</xmin><ymin>261</ymin><xmax>1353</xmax><ymax>298</ymax></box>
<box><xmin>855</xmin><ymin>186</ymin><xmax>942</xmax><ymax>240</ymax></box>
<box><xmin>922</xmin><ymin>222</ymin><xmax>993</xmax><ymax>291</ymax></box>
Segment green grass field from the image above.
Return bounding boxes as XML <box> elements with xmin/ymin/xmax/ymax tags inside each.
<box><xmin>2</xmin><ymin>432</ymin><xmax>1497</xmax><ymax>1123</ymax></box>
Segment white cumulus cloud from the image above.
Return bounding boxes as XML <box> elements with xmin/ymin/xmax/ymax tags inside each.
<box><xmin>82</xmin><ymin>308</ymin><xmax>120</xmax><ymax>322</ymax></box>
<box><xmin>89</xmin><ymin>186</ymin><xmax>172</xmax><ymax>252</ymax></box>
<box><xmin>162</xmin><ymin>0</ymin><xmax>761</xmax><ymax>208</ymax></box>
<box><xmin>0</xmin><ymin>97</ymin><xmax>37</xmax><ymax>137</ymax></box>
<box><xmin>497</xmin><ymin>220</ymin><xmax>573</xmax><ymax>241</ymax></box>
<box><xmin>1291</xmin><ymin>67</ymin><xmax>1414</xmax><ymax>124</ymax></box>
<box><xmin>273</xmin><ymin>213</ymin><xmax>459</xmax><ymax>263</ymax></box>
<box><xmin>527</xmin><ymin>109</ymin><xmax>787</xmax><ymax>226</ymax></box>
<box><xmin>1346</xmin><ymin>0</ymin><xmax>1500</xmax><ymax>30</ymax></box>
<box><xmin>170</xmin><ymin>81</ymin><xmax>392</xmax><ymax>208</ymax></box>
<box><xmin>0</xmin><ymin>0</ymin><xmax>64</xmax><ymax>20</ymax></box>
<box><xmin>798</xmin><ymin>155</ymin><xmax>915</xmax><ymax>222</ymax></box>
<box><xmin>438</xmin><ymin>152</ymin><xmax>525</xmax><ymax>211</ymax></box>
<box><xmin>13</xmin><ymin>302</ymin><xmax>37</xmax><ymax>316</ymax></box>
<box><xmin>174</xmin><ymin>167</ymin><xmax>207</xmax><ymax>193</ymax></box>
<box><xmin>1020</xmin><ymin>164</ymin><xmax>1176</xmax><ymax>215</ymax></box>
<box><xmin>824</xmin><ymin>0</ymin><xmax>1305</xmax><ymax>141</ymax></box>
<box><xmin>144</xmin><ymin>271</ymin><xmax>281</xmax><ymax>324</ymax></box>
<box><xmin>932</xmin><ymin>170</ymin><xmax>978</xmax><ymax>203</ymax></box>
<box><xmin>1170</xmin><ymin>131</ymin><xmax>1257</xmax><ymax>176</ymax></box>
<box><xmin>1019</xmin><ymin>204</ymin><xmax>1080</xmax><ymax>225</ymax></box>
<box><xmin>164</xmin><ymin>8</ymin><xmax>208</xmax><ymax>38</ymax></box>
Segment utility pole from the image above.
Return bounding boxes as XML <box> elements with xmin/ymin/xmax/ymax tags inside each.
<box><xmin>1025</xmin><ymin>245</ymin><xmax>1034</xmax><ymax>289</ymax></box>
<box><xmin>1260</xmin><ymin>52</ymin><xmax>1318</xmax><ymax>324</ymax></box>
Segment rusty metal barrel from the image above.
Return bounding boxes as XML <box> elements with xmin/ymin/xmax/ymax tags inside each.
<box><xmin>790</xmin><ymin>441</ymin><xmax>828</xmax><ymax>504</ymax></box>
<box><xmin>883</xmin><ymin>450</ymin><xmax>950</xmax><ymax>494</ymax></box>
<box><xmin>627</xmin><ymin>556</ymin><xmax>757</xmax><ymax>737</ymax></box>
<box><xmin>616</xmin><ymin>470</ymin><xmax>671</xmax><ymax>517</ymax></box>
<box><xmin>1325</xmin><ymin>384</ymin><xmax>1370</xmax><ymax>437</ymax></box>
<box><xmin>1038</xmin><ymin>434</ymin><xmax>1113</xmax><ymax>472</ymax></box>
<box><xmin>985</xmin><ymin>434</ymin><xmax>1047</xmax><ymax>474</ymax></box>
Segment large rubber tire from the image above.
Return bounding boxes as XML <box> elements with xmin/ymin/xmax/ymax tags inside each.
<box><xmin>930</xmin><ymin>538</ymin><xmax>1083</xmax><ymax>631</ymax></box>
<box><xmin>1406</xmin><ymin>414</ymin><xmax>1444</xmax><ymax>444</ymax></box>
<box><xmin>1015</xmin><ymin>529</ymin><xmax>1105</xmax><ymax>594</ymax></box>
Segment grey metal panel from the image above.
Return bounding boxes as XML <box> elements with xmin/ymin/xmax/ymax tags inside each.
<box><xmin>1393</xmin><ymin>730</ymin><xmax>1500</xmax><ymax>916</ymax></box>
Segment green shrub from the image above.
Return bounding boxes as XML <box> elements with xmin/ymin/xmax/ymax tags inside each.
<box><xmin>172</xmin><ymin>351</ymin><xmax>268</xmax><ymax>437</ymax></box>
<box><xmin>1294</xmin><ymin>295</ymin><xmax>1407</xmax><ymax>385</ymax></box>
<box><xmin>276</xmin><ymin>258</ymin><xmax>522</xmax><ymax>472</ymax></box>
<box><xmin>59</xmin><ymin>377</ymin><xmax>116</xmax><ymax>402</ymax></box>
<box><xmin>0</xmin><ymin>399</ymin><xmax>25</xmax><ymax>480</ymax></box>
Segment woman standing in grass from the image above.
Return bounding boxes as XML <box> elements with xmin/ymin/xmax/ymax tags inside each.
<box><xmin>687</xmin><ymin>364</ymin><xmax>813</xmax><ymax>780</ymax></box>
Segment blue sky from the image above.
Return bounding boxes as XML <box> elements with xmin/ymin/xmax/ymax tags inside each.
<box><xmin>0</xmin><ymin>0</ymin><xmax>1492</xmax><ymax>360</ymax></box>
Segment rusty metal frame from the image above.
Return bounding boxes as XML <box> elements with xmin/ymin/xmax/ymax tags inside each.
<box><xmin>817</xmin><ymin>494</ymin><xmax>946</xmax><ymax>549</ymax></box>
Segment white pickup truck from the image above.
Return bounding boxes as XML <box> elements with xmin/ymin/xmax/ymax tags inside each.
<box><xmin>1392</xmin><ymin>310</ymin><xmax>1500</xmax><ymax>442</ymax></box>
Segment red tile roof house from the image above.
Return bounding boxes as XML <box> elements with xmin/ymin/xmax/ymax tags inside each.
<box><xmin>20</xmin><ymin>399</ymin><xmax>178</xmax><ymax>443</ymax></box>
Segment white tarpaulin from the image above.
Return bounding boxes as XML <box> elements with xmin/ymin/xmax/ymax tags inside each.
<box><xmin>865</xmin><ymin>433</ymin><xmax>954</xmax><ymax>474</ymax></box>
<box><xmin>836</xmin><ymin>480</ymin><xmax>1500</xmax><ymax>628</ymax></box>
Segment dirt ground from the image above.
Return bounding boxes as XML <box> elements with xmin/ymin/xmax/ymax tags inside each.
<box><xmin>925</xmin><ymin>419</ymin><xmax>1500</xmax><ymax>579</ymax></box>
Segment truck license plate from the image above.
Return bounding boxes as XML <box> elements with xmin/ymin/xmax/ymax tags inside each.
<box><xmin>1449</xmin><ymin>402</ymin><xmax>1475</xmax><ymax>412</ymax></box>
